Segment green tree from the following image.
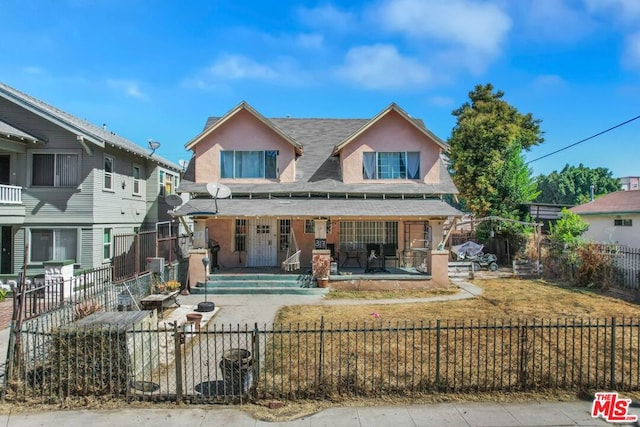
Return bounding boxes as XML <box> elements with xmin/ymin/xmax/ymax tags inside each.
<box><xmin>536</xmin><ymin>164</ymin><xmax>620</xmax><ymax>205</ymax></box>
<box><xmin>448</xmin><ymin>83</ymin><xmax>543</xmax><ymax>218</ymax></box>
<box><xmin>548</xmin><ymin>208</ymin><xmax>589</xmax><ymax>247</ymax></box>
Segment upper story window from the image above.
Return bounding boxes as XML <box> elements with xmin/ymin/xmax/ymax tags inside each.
<box><xmin>362</xmin><ymin>152</ymin><xmax>420</xmax><ymax>180</ymax></box>
<box><xmin>132</xmin><ymin>165</ymin><xmax>141</xmax><ymax>195</ymax></box>
<box><xmin>614</xmin><ymin>219</ymin><xmax>632</xmax><ymax>227</ymax></box>
<box><xmin>220</xmin><ymin>150</ymin><xmax>278</xmax><ymax>179</ymax></box>
<box><xmin>104</xmin><ymin>155</ymin><xmax>114</xmax><ymax>191</ymax></box>
<box><xmin>32</xmin><ymin>153</ymin><xmax>79</xmax><ymax>187</ymax></box>
<box><xmin>159</xmin><ymin>170</ymin><xmax>179</xmax><ymax>196</ymax></box>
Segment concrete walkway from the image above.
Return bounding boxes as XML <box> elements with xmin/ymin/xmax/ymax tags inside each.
<box><xmin>2</xmin><ymin>400</ymin><xmax>630</xmax><ymax>426</ymax></box>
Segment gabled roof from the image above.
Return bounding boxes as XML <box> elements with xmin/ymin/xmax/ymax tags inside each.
<box><xmin>331</xmin><ymin>103</ymin><xmax>448</xmax><ymax>155</ymax></box>
<box><xmin>0</xmin><ymin>82</ymin><xmax>180</xmax><ymax>170</ymax></box>
<box><xmin>185</xmin><ymin>101</ymin><xmax>304</xmax><ymax>155</ymax></box>
<box><xmin>571</xmin><ymin>190</ymin><xmax>640</xmax><ymax>215</ymax></box>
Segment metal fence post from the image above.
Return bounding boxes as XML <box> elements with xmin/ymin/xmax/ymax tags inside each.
<box><xmin>435</xmin><ymin>319</ymin><xmax>441</xmax><ymax>390</ymax></box>
<box><xmin>610</xmin><ymin>317</ymin><xmax>616</xmax><ymax>390</ymax></box>
<box><xmin>318</xmin><ymin>316</ymin><xmax>325</xmax><ymax>390</ymax></box>
<box><xmin>174</xmin><ymin>323</ymin><xmax>183</xmax><ymax>401</ymax></box>
<box><xmin>252</xmin><ymin>322</ymin><xmax>260</xmax><ymax>398</ymax></box>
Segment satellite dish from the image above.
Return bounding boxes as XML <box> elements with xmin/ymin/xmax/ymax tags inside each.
<box><xmin>165</xmin><ymin>194</ymin><xmax>183</xmax><ymax>207</ymax></box>
<box><xmin>206</xmin><ymin>182</ymin><xmax>232</xmax><ymax>199</ymax></box>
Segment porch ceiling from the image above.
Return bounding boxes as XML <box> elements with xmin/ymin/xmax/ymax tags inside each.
<box><xmin>171</xmin><ymin>197</ymin><xmax>463</xmax><ymax>218</ymax></box>
<box><xmin>0</xmin><ymin>119</ymin><xmax>43</xmax><ymax>144</ymax></box>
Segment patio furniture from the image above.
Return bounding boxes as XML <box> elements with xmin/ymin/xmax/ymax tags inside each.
<box><xmin>340</xmin><ymin>249</ymin><xmax>364</xmax><ymax>267</ymax></box>
<box><xmin>383</xmin><ymin>243</ymin><xmax>399</xmax><ymax>268</ymax></box>
<box><xmin>365</xmin><ymin>243</ymin><xmax>388</xmax><ymax>273</ymax></box>
<box><xmin>140</xmin><ymin>290</ymin><xmax>180</xmax><ymax>318</ymax></box>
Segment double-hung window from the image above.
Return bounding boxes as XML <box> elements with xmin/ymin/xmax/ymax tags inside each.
<box><xmin>362</xmin><ymin>152</ymin><xmax>420</xmax><ymax>180</ymax></box>
<box><xmin>104</xmin><ymin>155</ymin><xmax>114</xmax><ymax>190</ymax></box>
<box><xmin>220</xmin><ymin>150</ymin><xmax>278</xmax><ymax>179</ymax></box>
<box><xmin>30</xmin><ymin>228</ymin><xmax>78</xmax><ymax>263</ymax></box>
<box><xmin>32</xmin><ymin>153</ymin><xmax>79</xmax><ymax>187</ymax></box>
<box><xmin>103</xmin><ymin>228</ymin><xmax>112</xmax><ymax>260</ymax></box>
<box><xmin>132</xmin><ymin>165</ymin><xmax>141</xmax><ymax>195</ymax></box>
<box><xmin>159</xmin><ymin>170</ymin><xmax>179</xmax><ymax>196</ymax></box>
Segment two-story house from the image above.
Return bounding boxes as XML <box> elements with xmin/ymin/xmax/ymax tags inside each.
<box><xmin>0</xmin><ymin>82</ymin><xmax>181</xmax><ymax>277</ymax></box>
<box><xmin>174</xmin><ymin>101</ymin><xmax>461</xmax><ymax>285</ymax></box>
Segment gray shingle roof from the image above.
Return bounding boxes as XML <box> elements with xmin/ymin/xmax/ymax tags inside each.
<box><xmin>172</xmin><ymin>197</ymin><xmax>462</xmax><ymax>218</ymax></box>
<box><xmin>0</xmin><ymin>82</ymin><xmax>180</xmax><ymax>170</ymax></box>
<box><xmin>196</xmin><ymin>116</ymin><xmax>457</xmax><ymax>195</ymax></box>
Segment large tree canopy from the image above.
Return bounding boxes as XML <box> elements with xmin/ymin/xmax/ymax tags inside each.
<box><xmin>535</xmin><ymin>164</ymin><xmax>620</xmax><ymax>205</ymax></box>
<box><xmin>448</xmin><ymin>83</ymin><xmax>544</xmax><ymax>218</ymax></box>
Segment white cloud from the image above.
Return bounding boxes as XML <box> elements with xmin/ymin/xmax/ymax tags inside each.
<box><xmin>296</xmin><ymin>33</ymin><xmax>324</xmax><ymax>49</ymax></box>
<box><xmin>531</xmin><ymin>74</ymin><xmax>566</xmax><ymax>89</ymax></box>
<box><xmin>106</xmin><ymin>79</ymin><xmax>148</xmax><ymax>100</ymax></box>
<box><xmin>622</xmin><ymin>32</ymin><xmax>640</xmax><ymax>68</ymax></box>
<box><xmin>376</xmin><ymin>0</ymin><xmax>511</xmax><ymax>57</ymax></box>
<box><xmin>298</xmin><ymin>4</ymin><xmax>354</xmax><ymax>31</ymax></box>
<box><xmin>22</xmin><ymin>66</ymin><xmax>45</xmax><ymax>75</ymax></box>
<box><xmin>428</xmin><ymin>95</ymin><xmax>456</xmax><ymax>108</ymax></box>
<box><xmin>583</xmin><ymin>0</ymin><xmax>640</xmax><ymax>22</ymax></box>
<box><xmin>515</xmin><ymin>0</ymin><xmax>596</xmax><ymax>42</ymax></box>
<box><xmin>208</xmin><ymin>54</ymin><xmax>279</xmax><ymax>80</ymax></box>
<box><xmin>336</xmin><ymin>44</ymin><xmax>433</xmax><ymax>90</ymax></box>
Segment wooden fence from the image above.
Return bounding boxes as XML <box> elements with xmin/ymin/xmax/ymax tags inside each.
<box><xmin>113</xmin><ymin>231</ymin><xmax>181</xmax><ymax>282</ymax></box>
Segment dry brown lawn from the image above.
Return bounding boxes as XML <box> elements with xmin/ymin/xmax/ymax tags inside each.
<box><xmin>324</xmin><ymin>287</ymin><xmax>458</xmax><ymax>300</ymax></box>
<box><xmin>276</xmin><ymin>278</ymin><xmax>640</xmax><ymax>324</ymax></box>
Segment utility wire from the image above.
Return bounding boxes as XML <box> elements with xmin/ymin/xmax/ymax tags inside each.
<box><xmin>526</xmin><ymin>114</ymin><xmax>640</xmax><ymax>164</ymax></box>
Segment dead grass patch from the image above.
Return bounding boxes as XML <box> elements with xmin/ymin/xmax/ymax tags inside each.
<box><xmin>276</xmin><ymin>278</ymin><xmax>640</xmax><ymax>324</ymax></box>
<box><xmin>324</xmin><ymin>288</ymin><xmax>457</xmax><ymax>300</ymax></box>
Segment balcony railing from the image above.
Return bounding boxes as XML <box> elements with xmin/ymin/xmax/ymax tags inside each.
<box><xmin>0</xmin><ymin>184</ymin><xmax>22</xmax><ymax>204</ymax></box>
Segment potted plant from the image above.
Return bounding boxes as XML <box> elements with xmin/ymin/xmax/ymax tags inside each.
<box><xmin>315</xmin><ymin>262</ymin><xmax>330</xmax><ymax>288</ymax></box>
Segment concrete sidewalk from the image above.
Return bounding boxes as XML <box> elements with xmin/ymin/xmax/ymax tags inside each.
<box><xmin>2</xmin><ymin>400</ymin><xmax>632</xmax><ymax>426</ymax></box>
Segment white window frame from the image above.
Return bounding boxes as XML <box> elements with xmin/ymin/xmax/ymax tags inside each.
<box><xmin>220</xmin><ymin>150</ymin><xmax>279</xmax><ymax>179</ymax></box>
<box><xmin>159</xmin><ymin>169</ymin><xmax>179</xmax><ymax>196</ymax></box>
<box><xmin>28</xmin><ymin>227</ymin><xmax>79</xmax><ymax>264</ymax></box>
<box><xmin>132</xmin><ymin>164</ymin><xmax>142</xmax><ymax>196</ymax></box>
<box><xmin>29</xmin><ymin>150</ymin><xmax>81</xmax><ymax>188</ymax></box>
<box><xmin>362</xmin><ymin>151</ymin><xmax>420</xmax><ymax>180</ymax></box>
<box><xmin>104</xmin><ymin>155</ymin><xmax>115</xmax><ymax>191</ymax></box>
<box><xmin>103</xmin><ymin>228</ymin><xmax>112</xmax><ymax>261</ymax></box>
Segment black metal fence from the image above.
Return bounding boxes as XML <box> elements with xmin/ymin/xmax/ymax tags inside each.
<box><xmin>5</xmin><ymin>317</ymin><xmax>639</xmax><ymax>403</ymax></box>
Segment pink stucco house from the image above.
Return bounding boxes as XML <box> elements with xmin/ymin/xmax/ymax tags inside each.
<box><xmin>174</xmin><ymin>102</ymin><xmax>461</xmax><ymax>286</ymax></box>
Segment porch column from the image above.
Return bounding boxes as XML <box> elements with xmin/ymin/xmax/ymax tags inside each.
<box><xmin>428</xmin><ymin>249</ymin><xmax>450</xmax><ymax>287</ymax></box>
<box><xmin>193</xmin><ymin>219</ymin><xmax>207</xmax><ymax>249</ymax></box>
<box><xmin>430</xmin><ymin>220</ymin><xmax>445</xmax><ymax>250</ymax></box>
<box><xmin>188</xmin><ymin>248</ymin><xmax>209</xmax><ymax>288</ymax></box>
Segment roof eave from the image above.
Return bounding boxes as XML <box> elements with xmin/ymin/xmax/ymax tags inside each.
<box><xmin>185</xmin><ymin>101</ymin><xmax>304</xmax><ymax>155</ymax></box>
<box><xmin>332</xmin><ymin>103</ymin><xmax>448</xmax><ymax>155</ymax></box>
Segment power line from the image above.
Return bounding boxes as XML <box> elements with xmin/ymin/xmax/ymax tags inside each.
<box><xmin>526</xmin><ymin>114</ymin><xmax>640</xmax><ymax>165</ymax></box>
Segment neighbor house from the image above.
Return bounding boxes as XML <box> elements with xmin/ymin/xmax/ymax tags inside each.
<box><xmin>570</xmin><ymin>190</ymin><xmax>640</xmax><ymax>246</ymax></box>
<box><xmin>0</xmin><ymin>82</ymin><xmax>181</xmax><ymax>277</ymax></box>
<box><xmin>174</xmin><ymin>101</ymin><xmax>462</xmax><ymax>285</ymax></box>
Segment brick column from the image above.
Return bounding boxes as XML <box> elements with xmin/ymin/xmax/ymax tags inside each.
<box><xmin>428</xmin><ymin>249</ymin><xmax>450</xmax><ymax>287</ymax></box>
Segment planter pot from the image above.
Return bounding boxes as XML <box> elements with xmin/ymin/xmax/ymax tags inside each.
<box><xmin>317</xmin><ymin>277</ymin><xmax>329</xmax><ymax>288</ymax></box>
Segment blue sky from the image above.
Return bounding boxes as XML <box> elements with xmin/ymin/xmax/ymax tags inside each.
<box><xmin>1</xmin><ymin>0</ymin><xmax>639</xmax><ymax>178</ymax></box>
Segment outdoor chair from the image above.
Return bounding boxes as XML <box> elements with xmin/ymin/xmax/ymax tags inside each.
<box><xmin>383</xmin><ymin>243</ymin><xmax>400</xmax><ymax>268</ymax></box>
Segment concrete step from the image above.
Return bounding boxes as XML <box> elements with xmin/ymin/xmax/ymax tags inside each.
<box><xmin>202</xmin><ymin>280</ymin><xmax>312</xmax><ymax>288</ymax></box>
<box><xmin>207</xmin><ymin>274</ymin><xmax>306</xmax><ymax>282</ymax></box>
<box><xmin>190</xmin><ymin>286</ymin><xmax>328</xmax><ymax>295</ymax></box>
